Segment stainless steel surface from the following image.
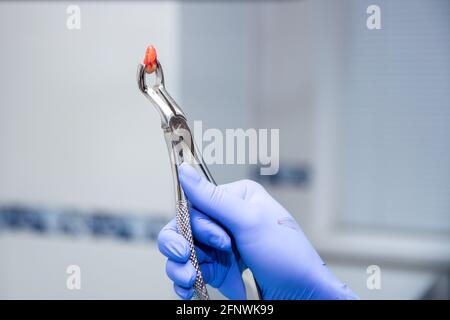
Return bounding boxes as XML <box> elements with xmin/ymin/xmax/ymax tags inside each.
<box><xmin>137</xmin><ymin>62</ymin><xmax>186</xmax><ymax>130</ymax></box>
<box><xmin>137</xmin><ymin>61</ymin><xmax>210</xmax><ymax>300</ymax></box>
<box><xmin>176</xmin><ymin>199</ymin><xmax>209</xmax><ymax>300</ymax></box>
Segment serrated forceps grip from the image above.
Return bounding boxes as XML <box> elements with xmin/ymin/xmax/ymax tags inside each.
<box><xmin>137</xmin><ymin>62</ymin><xmax>214</xmax><ymax>300</ymax></box>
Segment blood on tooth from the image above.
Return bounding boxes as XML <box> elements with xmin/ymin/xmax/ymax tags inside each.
<box><xmin>143</xmin><ymin>45</ymin><xmax>157</xmax><ymax>74</ymax></box>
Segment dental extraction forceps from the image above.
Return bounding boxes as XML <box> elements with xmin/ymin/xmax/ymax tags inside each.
<box><xmin>137</xmin><ymin>56</ymin><xmax>213</xmax><ymax>300</ymax></box>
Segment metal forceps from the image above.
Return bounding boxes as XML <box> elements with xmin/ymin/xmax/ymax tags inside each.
<box><xmin>137</xmin><ymin>60</ymin><xmax>213</xmax><ymax>300</ymax></box>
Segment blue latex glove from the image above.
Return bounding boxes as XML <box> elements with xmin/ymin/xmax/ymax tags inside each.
<box><xmin>158</xmin><ymin>163</ymin><xmax>358</xmax><ymax>300</ymax></box>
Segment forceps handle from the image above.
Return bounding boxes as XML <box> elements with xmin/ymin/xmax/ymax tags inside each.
<box><xmin>175</xmin><ymin>199</ymin><xmax>209</xmax><ymax>300</ymax></box>
<box><xmin>164</xmin><ymin>119</ymin><xmax>212</xmax><ymax>300</ymax></box>
<box><xmin>138</xmin><ymin>59</ymin><xmax>213</xmax><ymax>299</ymax></box>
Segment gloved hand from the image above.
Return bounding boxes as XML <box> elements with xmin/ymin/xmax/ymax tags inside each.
<box><xmin>158</xmin><ymin>162</ymin><xmax>358</xmax><ymax>300</ymax></box>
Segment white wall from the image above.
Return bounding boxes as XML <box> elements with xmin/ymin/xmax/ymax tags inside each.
<box><xmin>0</xmin><ymin>2</ymin><xmax>180</xmax><ymax>214</ymax></box>
<box><xmin>0</xmin><ymin>2</ymin><xmax>181</xmax><ymax>299</ymax></box>
<box><xmin>0</xmin><ymin>1</ymin><xmax>446</xmax><ymax>300</ymax></box>
<box><xmin>0</xmin><ymin>1</ymin><xmax>257</xmax><ymax>299</ymax></box>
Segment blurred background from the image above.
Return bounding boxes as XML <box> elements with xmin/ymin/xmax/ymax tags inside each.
<box><xmin>0</xmin><ymin>0</ymin><xmax>449</xmax><ymax>299</ymax></box>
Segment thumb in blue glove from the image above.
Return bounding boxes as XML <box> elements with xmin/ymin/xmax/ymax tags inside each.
<box><xmin>157</xmin><ymin>162</ymin><xmax>358</xmax><ymax>300</ymax></box>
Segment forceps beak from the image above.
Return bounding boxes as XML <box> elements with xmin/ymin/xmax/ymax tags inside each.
<box><xmin>137</xmin><ymin>61</ymin><xmax>186</xmax><ymax>129</ymax></box>
<box><xmin>137</xmin><ymin>61</ymin><xmax>164</xmax><ymax>94</ymax></box>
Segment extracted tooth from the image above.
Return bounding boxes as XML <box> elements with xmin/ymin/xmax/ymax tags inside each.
<box><xmin>143</xmin><ymin>45</ymin><xmax>157</xmax><ymax>74</ymax></box>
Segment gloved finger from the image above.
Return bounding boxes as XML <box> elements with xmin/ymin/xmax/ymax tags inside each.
<box><xmin>178</xmin><ymin>163</ymin><xmax>256</xmax><ymax>232</ymax></box>
<box><xmin>199</xmin><ymin>262</ymin><xmax>214</xmax><ymax>284</ymax></box>
<box><xmin>220</xmin><ymin>179</ymin><xmax>268</xmax><ymax>204</ymax></box>
<box><xmin>157</xmin><ymin>219</ymin><xmax>190</xmax><ymax>263</ymax></box>
<box><xmin>214</xmin><ymin>257</ymin><xmax>247</xmax><ymax>300</ymax></box>
<box><xmin>194</xmin><ymin>241</ymin><xmax>216</xmax><ymax>264</ymax></box>
<box><xmin>198</xmin><ymin>257</ymin><xmax>246</xmax><ymax>299</ymax></box>
<box><xmin>217</xmin><ymin>179</ymin><xmax>253</xmax><ymax>199</ymax></box>
<box><xmin>190</xmin><ymin>206</ymin><xmax>232</xmax><ymax>251</ymax></box>
<box><xmin>166</xmin><ymin>259</ymin><xmax>197</xmax><ymax>288</ymax></box>
<box><xmin>173</xmin><ymin>283</ymin><xmax>194</xmax><ymax>300</ymax></box>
